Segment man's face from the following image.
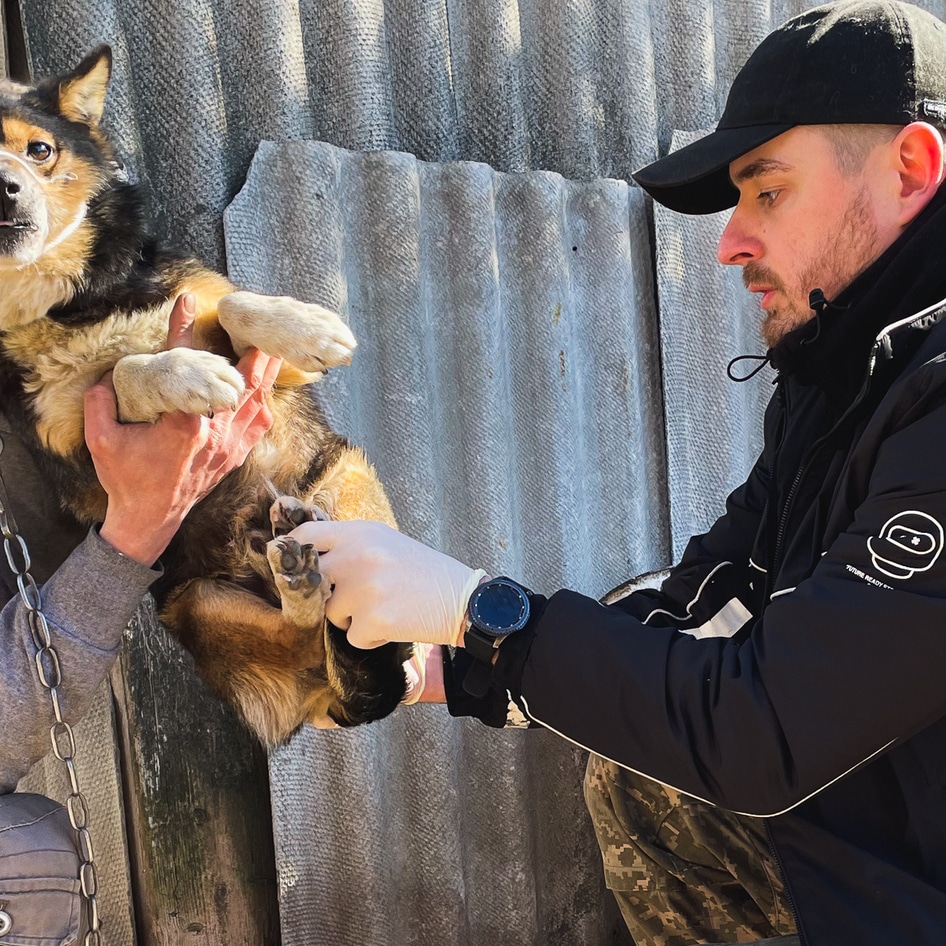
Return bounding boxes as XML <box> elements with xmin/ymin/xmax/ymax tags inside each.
<box><xmin>718</xmin><ymin>125</ymin><xmax>896</xmax><ymax>348</ymax></box>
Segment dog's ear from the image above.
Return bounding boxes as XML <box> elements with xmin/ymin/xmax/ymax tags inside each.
<box><xmin>57</xmin><ymin>45</ymin><xmax>112</xmax><ymax>127</ymax></box>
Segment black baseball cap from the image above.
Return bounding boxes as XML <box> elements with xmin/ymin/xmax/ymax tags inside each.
<box><xmin>633</xmin><ymin>0</ymin><xmax>946</xmax><ymax>215</ymax></box>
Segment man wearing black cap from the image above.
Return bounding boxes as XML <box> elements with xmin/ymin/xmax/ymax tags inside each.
<box><xmin>291</xmin><ymin>2</ymin><xmax>946</xmax><ymax>944</ymax></box>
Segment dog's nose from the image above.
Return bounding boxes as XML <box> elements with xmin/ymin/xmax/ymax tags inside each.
<box><xmin>0</xmin><ymin>174</ymin><xmax>21</xmax><ymax>199</ymax></box>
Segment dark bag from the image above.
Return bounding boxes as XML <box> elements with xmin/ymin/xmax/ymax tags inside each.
<box><xmin>0</xmin><ymin>793</ymin><xmax>83</xmax><ymax>946</ymax></box>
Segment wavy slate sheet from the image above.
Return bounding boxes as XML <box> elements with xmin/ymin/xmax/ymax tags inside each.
<box><xmin>653</xmin><ymin>130</ymin><xmax>774</xmax><ymax>557</ymax></box>
<box><xmin>223</xmin><ymin>140</ymin><xmax>664</xmax><ymax>945</ymax></box>
<box><xmin>225</xmin><ymin>141</ymin><xmax>668</xmax><ymax>591</ymax></box>
<box><xmin>17</xmin><ymin>0</ymin><xmax>841</xmax><ymax>273</ymax></box>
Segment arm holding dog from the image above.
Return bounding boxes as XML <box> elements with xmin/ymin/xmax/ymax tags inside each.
<box><xmin>91</xmin><ymin>296</ymin><xmax>283</xmax><ymax>565</ymax></box>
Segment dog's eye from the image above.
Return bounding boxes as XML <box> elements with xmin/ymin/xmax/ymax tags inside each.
<box><xmin>26</xmin><ymin>141</ymin><xmax>54</xmax><ymax>162</ymax></box>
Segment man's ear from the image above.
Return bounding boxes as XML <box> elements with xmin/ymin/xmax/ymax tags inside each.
<box><xmin>57</xmin><ymin>45</ymin><xmax>112</xmax><ymax>127</ymax></box>
<box><xmin>892</xmin><ymin>121</ymin><xmax>945</xmax><ymax>227</ymax></box>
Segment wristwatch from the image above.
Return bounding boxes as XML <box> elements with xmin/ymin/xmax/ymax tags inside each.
<box><xmin>462</xmin><ymin>576</ymin><xmax>534</xmax><ymax>696</ymax></box>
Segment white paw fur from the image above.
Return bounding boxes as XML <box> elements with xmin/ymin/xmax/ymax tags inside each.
<box><xmin>112</xmin><ymin>348</ymin><xmax>245</xmax><ymax>424</ymax></box>
<box><xmin>217</xmin><ymin>290</ymin><xmax>356</xmax><ymax>373</ymax></box>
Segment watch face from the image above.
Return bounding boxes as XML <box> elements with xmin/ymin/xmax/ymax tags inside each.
<box><xmin>470</xmin><ymin>579</ymin><xmax>530</xmax><ymax>635</ymax></box>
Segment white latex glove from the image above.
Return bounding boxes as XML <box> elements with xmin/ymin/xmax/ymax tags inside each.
<box><xmin>289</xmin><ymin>520</ymin><xmax>488</xmax><ymax>650</ymax></box>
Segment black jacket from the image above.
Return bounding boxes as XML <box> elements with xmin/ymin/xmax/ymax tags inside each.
<box><xmin>489</xmin><ymin>187</ymin><xmax>946</xmax><ymax>944</ymax></box>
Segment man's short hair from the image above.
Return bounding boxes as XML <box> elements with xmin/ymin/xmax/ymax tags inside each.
<box><xmin>821</xmin><ymin>124</ymin><xmax>902</xmax><ymax>175</ymax></box>
<box><xmin>820</xmin><ymin>122</ymin><xmax>946</xmax><ymax>176</ymax></box>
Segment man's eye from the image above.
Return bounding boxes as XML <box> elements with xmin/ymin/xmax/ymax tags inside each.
<box><xmin>26</xmin><ymin>141</ymin><xmax>54</xmax><ymax>162</ymax></box>
<box><xmin>758</xmin><ymin>189</ymin><xmax>781</xmax><ymax>204</ymax></box>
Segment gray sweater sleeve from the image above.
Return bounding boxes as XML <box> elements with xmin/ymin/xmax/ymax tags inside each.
<box><xmin>0</xmin><ymin>527</ymin><xmax>158</xmax><ymax>791</ymax></box>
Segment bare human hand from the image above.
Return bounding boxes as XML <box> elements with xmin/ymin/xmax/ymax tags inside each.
<box><xmin>87</xmin><ymin>293</ymin><xmax>282</xmax><ymax>564</ymax></box>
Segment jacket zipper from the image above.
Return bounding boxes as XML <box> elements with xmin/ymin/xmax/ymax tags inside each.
<box><xmin>768</xmin><ymin>351</ymin><xmax>880</xmax><ymax>590</ymax></box>
<box><xmin>765</xmin><ymin>821</ymin><xmax>807</xmax><ymax>945</ymax></box>
<box><xmin>772</xmin><ymin>459</ymin><xmax>807</xmax><ymax>580</ymax></box>
<box><xmin>763</xmin><ymin>383</ymin><xmax>789</xmax><ymax>601</ymax></box>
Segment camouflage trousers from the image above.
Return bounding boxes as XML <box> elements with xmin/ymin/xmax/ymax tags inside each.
<box><xmin>584</xmin><ymin>753</ymin><xmax>798</xmax><ymax>946</ymax></box>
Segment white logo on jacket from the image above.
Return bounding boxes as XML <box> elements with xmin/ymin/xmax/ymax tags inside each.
<box><xmin>867</xmin><ymin>510</ymin><xmax>945</xmax><ymax>580</ymax></box>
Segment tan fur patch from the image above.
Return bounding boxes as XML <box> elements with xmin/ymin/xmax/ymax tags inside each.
<box><xmin>57</xmin><ymin>53</ymin><xmax>111</xmax><ymax>126</ymax></box>
<box><xmin>0</xmin><ymin>265</ymin><xmax>76</xmax><ymax>331</ymax></box>
<box><xmin>311</xmin><ymin>448</ymin><xmax>397</xmax><ymax>525</ymax></box>
<box><xmin>161</xmin><ymin>577</ymin><xmax>336</xmax><ymax>743</ymax></box>
<box><xmin>3</xmin><ymin>301</ymin><xmax>173</xmax><ymax>454</ymax></box>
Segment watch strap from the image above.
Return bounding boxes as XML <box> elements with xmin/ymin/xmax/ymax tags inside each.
<box><xmin>462</xmin><ymin>654</ymin><xmax>494</xmax><ymax>698</ymax></box>
<box><xmin>464</xmin><ymin>624</ymin><xmax>505</xmax><ymax>664</ymax></box>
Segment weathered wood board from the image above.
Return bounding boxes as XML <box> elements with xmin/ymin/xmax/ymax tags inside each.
<box><xmin>113</xmin><ymin>598</ymin><xmax>281</xmax><ymax>945</ymax></box>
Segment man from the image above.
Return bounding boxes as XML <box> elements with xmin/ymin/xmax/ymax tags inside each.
<box><xmin>0</xmin><ymin>293</ymin><xmax>280</xmax><ymax>791</ymax></box>
<box><xmin>292</xmin><ymin>2</ymin><xmax>946</xmax><ymax>944</ymax></box>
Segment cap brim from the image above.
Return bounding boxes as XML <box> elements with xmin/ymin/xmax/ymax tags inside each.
<box><xmin>632</xmin><ymin>123</ymin><xmax>793</xmax><ymax>215</ymax></box>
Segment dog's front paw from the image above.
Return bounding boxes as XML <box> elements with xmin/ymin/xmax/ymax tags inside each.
<box><xmin>112</xmin><ymin>349</ymin><xmax>245</xmax><ymax>424</ymax></box>
<box><xmin>218</xmin><ymin>290</ymin><xmax>356</xmax><ymax>374</ymax></box>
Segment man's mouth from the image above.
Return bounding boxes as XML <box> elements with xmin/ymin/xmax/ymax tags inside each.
<box><xmin>748</xmin><ymin>284</ymin><xmax>777</xmax><ymax>309</ymax></box>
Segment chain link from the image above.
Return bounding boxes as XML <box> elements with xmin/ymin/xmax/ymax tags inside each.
<box><xmin>0</xmin><ymin>438</ymin><xmax>102</xmax><ymax>944</ymax></box>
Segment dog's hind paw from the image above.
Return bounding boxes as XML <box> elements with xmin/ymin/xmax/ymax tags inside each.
<box><xmin>269</xmin><ymin>496</ymin><xmax>329</xmax><ymax>536</ymax></box>
<box><xmin>113</xmin><ymin>348</ymin><xmax>244</xmax><ymax>423</ymax></box>
<box><xmin>218</xmin><ymin>290</ymin><xmax>356</xmax><ymax>374</ymax></box>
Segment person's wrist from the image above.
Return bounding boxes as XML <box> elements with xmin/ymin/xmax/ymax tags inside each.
<box><xmin>100</xmin><ymin>506</ymin><xmax>180</xmax><ymax>565</ymax></box>
<box><xmin>417</xmin><ymin>645</ymin><xmax>446</xmax><ymax>701</ymax></box>
<box><xmin>401</xmin><ymin>644</ymin><xmax>448</xmax><ymax>704</ymax></box>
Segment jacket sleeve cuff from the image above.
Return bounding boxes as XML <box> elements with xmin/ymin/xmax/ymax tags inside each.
<box><xmin>442</xmin><ymin>593</ymin><xmax>547</xmax><ymax>727</ymax></box>
<box><xmin>40</xmin><ymin>526</ymin><xmax>162</xmax><ymax>651</ymax></box>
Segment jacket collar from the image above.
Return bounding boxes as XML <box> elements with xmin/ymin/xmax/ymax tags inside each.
<box><xmin>767</xmin><ymin>184</ymin><xmax>946</xmax><ymax>402</ymax></box>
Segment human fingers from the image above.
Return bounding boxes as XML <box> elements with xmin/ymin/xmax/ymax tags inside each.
<box><xmin>165</xmin><ymin>293</ymin><xmax>196</xmax><ymax>349</ymax></box>
<box><xmin>235</xmin><ymin>346</ymin><xmax>282</xmax><ymax>393</ymax></box>
<box><xmin>208</xmin><ymin>353</ymin><xmax>279</xmax><ymax>463</ymax></box>
<box><xmin>259</xmin><ymin>352</ymin><xmax>282</xmax><ymax>391</ymax></box>
<box><xmin>157</xmin><ymin>408</ymin><xmax>209</xmax><ymax>443</ymax></box>
<box><xmin>289</xmin><ymin>519</ymin><xmax>342</xmax><ymax>553</ymax></box>
<box><xmin>83</xmin><ymin>373</ymin><xmax>120</xmax><ymax>450</ymax></box>
<box><xmin>288</xmin><ymin>520</ymin><xmax>363</xmax><ymax>631</ymax></box>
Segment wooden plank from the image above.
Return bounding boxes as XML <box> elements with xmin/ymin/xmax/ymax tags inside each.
<box><xmin>113</xmin><ymin>598</ymin><xmax>281</xmax><ymax>945</ymax></box>
<box><xmin>2</xmin><ymin>0</ymin><xmax>27</xmax><ymax>81</ymax></box>
<box><xmin>0</xmin><ymin>0</ymin><xmax>7</xmax><ymax>78</ymax></box>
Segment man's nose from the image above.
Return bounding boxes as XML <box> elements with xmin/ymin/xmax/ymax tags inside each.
<box><xmin>717</xmin><ymin>209</ymin><xmax>762</xmax><ymax>266</ymax></box>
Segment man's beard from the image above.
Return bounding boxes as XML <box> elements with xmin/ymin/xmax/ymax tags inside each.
<box><xmin>743</xmin><ymin>187</ymin><xmax>881</xmax><ymax>349</ymax></box>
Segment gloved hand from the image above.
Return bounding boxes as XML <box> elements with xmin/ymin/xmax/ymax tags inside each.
<box><xmin>288</xmin><ymin>520</ymin><xmax>487</xmax><ymax>650</ymax></box>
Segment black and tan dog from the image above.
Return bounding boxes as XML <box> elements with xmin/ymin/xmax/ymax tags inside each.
<box><xmin>0</xmin><ymin>46</ymin><xmax>412</xmax><ymax>745</ymax></box>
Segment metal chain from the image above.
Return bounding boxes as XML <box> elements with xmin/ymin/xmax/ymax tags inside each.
<box><xmin>0</xmin><ymin>437</ymin><xmax>102</xmax><ymax>945</ymax></box>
